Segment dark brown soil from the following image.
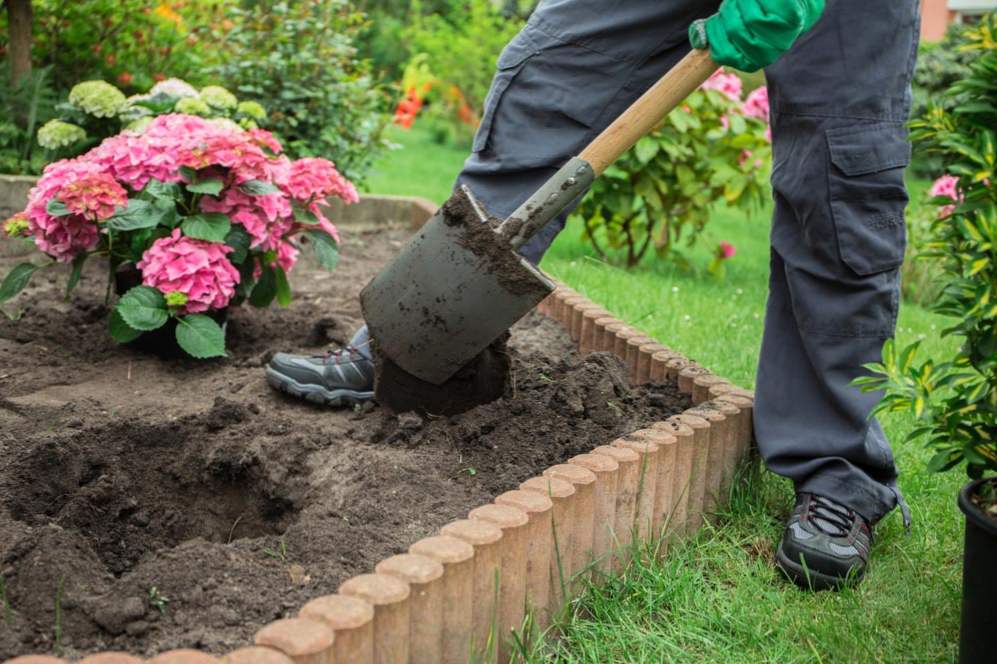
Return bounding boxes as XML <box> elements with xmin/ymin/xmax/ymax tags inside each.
<box><xmin>0</xmin><ymin>224</ymin><xmax>688</xmax><ymax>659</ymax></box>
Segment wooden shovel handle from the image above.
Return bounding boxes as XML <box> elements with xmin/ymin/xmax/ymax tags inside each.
<box><xmin>579</xmin><ymin>49</ymin><xmax>718</xmax><ymax>176</ymax></box>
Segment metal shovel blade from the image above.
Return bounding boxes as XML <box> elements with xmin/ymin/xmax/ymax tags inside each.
<box><xmin>360</xmin><ymin>186</ymin><xmax>554</xmax><ymax>385</ymax></box>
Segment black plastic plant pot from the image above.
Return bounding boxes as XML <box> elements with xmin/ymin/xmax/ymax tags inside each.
<box><xmin>958</xmin><ymin>477</ymin><xmax>997</xmax><ymax>663</ymax></box>
<box><xmin>114</xmin><ymin>266</ymin><xmax>228</xmax><ymax>358</ymax></box>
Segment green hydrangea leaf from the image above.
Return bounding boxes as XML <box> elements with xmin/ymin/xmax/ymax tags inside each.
<box><xmin>116</xmin><ymin>285</ymin><xmax>168</xmax><ymax>331</ymax></box>
<box><xmin>225</xmin><ymin>226</ymin><xmax>252</xmax><ymax>264</ymax></box>
<box><xmin>175</xmin><ymin>314</ymin><xmax>226</xmax><ymax>359</ymax></box>
<box><xmin>274</xmin><ymin>267</ymin><xmax>292</xmax><ymax>307</ymax></box>
<box><xmin>250</xmin><ymin>264</ymin><xmax>277</xmax><ymax>308</ymax></box>
<box><xmin>0</xmin><ymin>263</ymin><xmax>43</xmax><ymax>303</ymax></box>
<box><xmin>240</xmin><ymin>179</ymin><xmax>281</xmax><ymax>196</ymax></box>
<box><xmin>106</xmin><ymin>199</ymin><xmax>162</xmax><ymax>231</ymax></box>
<box><xmin>108</xmin><ymin>308</ymin><xmax>142</xmax><ymax>344</ymax></box>
<box><xmin>181</xmin><ymin>213</ymin><xmax>231</xmax><ymax>242</ymax></box>
<box><xmin>186</xmin><ymin>178</ymin><xmax>225</xmax><ymax>197</ymax></box>
<box><xmin>46</xmin><ymin>198</ymin><xmax>72</xmax><ymax>217</ymax></box>
<box><xmin>306</xmin><ymin>230</ymin><xmax>339</xmax><ymax>271</ymax></box>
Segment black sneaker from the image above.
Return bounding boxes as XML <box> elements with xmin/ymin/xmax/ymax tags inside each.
<box><xmin>775</xmin><ymin>493</ymin><xmax>872</xmax><ymax>591</ymax></box>
<box><xmin>266</xmin><ymin>347</ymin><xmax>375</xmax><ymax>407</ymax></box>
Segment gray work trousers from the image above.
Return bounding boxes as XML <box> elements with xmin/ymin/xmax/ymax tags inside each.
<box><xmin>359</xmin><ymin>0</ymin><xmax>920</xmax><ymax>523</ymax></box>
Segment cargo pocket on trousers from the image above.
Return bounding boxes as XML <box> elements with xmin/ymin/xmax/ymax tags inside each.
<box><xmin>826</xmin><ymin>124</ymin><xmax>911</xmax><ymax>276</ymax></box>
<box><xmin>472</xmin><ymin>31</ymin><xmax>541</xmax><ymax>154</ymax></box>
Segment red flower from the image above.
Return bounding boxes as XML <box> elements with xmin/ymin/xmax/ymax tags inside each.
<box><xmin>117</xmin><ymin>71</ymin><xmax>133</xmax><ymax>86</ymax></box>
<box><xmin>718</xmin><ymin>241</ymin><xmax>736</xmax><ymax>259</ymax></box>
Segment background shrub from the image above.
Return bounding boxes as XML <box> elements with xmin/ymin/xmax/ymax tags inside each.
<box><xmin>571</xmin><ymin>74</ymin><xmax>772</xmax><ymax>269</ymax></box>
<box><xmin>860</xmin><ymin>14</ymin><xmax>997</xmax><ymax>479</ymax></box>
<box><xmin>909</xmin><ymin>23</ymin><xmax>976</xmax><ymax>178</ymax></box>
<box><xmin>208</xmin><ymin>0</ymin><xmax>390</xmax><ymax>182</ymax></box>
<box><xmin>1</xmin><ymin>0</ymin><xmax>220</xmax><ymax>94</ymax></box>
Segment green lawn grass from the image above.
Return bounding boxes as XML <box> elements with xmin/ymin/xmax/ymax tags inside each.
<box><xmin>366</xmin><ymin>124</ymin><xmax>964</xmax><ymax>663</ymax></box>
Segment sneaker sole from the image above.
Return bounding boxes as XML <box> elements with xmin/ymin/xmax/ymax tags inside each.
<box><xmin>265</xmin><ymin>367</ymin><xmax>374</xmax><ymax>407</ymax></box>
<box><xmin>775</xmin><ymin>542</ymin><xmax>863</xmax><ymax>592</ymax></box>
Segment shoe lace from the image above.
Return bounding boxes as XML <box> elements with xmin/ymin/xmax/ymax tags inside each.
<box><xmin>321</xmin><ymin>345</ymin><xmax>362</xmax><ymax>364</ymax></box>
<box><xmin>806</xmin><ymin>494</ymin><xmax>860</xmax><ymax>538</ymax></box>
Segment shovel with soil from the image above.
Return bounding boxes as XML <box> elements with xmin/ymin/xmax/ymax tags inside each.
<box><xmin>361</xmin><ymin>48</ymin><xmax>718</xmax><ymax>413</ymax></box>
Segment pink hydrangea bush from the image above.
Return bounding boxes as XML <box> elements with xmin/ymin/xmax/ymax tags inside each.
<box><xmin>1</xmin><ymin>113</ymin><xmax>355</xmax><ymax>359</ymax></box>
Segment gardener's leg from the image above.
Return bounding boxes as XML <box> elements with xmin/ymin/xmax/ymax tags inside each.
<box><xmin>757</xmin><ymin>0</ymin><xmax>919</xmax><ymax>589</ymax></box>
<box><xmin>457</xmin><ymin>0</ymin><xmax>719</xmax><ymax>264</ymax></box>
<box><xmin>268</xmin><ymin>0</ymin><xmax>721</xmax><ymax>404</ymax></box>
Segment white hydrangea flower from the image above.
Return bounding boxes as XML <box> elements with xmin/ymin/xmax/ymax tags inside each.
<box><xmin>68</xmin><ymin>80</ymin><xmax>127</xmax><ymax>118</ymax></box>
<box><xmin>150</xmin><ymin>78</ymin><xmax>199</xmax><ymax>99</ymax></box>
<box><xmin>37</xmin><ymin>120</ymin><xmax>87</xmax><ymax>150</ymax></box>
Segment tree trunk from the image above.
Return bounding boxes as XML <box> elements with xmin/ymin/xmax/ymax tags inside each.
<box><xmin>6</xmin><ymin>0</ymin><xmax>34</xmax><ymax>86</ymax></box>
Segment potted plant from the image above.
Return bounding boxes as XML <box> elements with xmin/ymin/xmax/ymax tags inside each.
<box><xmin>854</xmin><ymin>15</ymin><xmax>995</xmax><ymax>663</ymax></box>
<box><xmin>0</xmin><ymin>112</ymin><xmax>355</xmax><ymax>358</ymax></box>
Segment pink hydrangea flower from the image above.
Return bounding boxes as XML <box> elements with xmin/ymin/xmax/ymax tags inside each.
<box><xmin>719</xmin><ymin>241</ymin><xmax>736</xmax><ymax>259</ymax></box>
<box><xmin>742</xmin><ymin>86</ymin><xmax>769</xmax><ymax>122</ymax></box>
<box><xmin>719</xmin><ymin>114</ymin><xmax>730</xmax><ymax>131</ymax></box>
<box><xmin>247</xmin><ymin>128</ymin><xmax>283</xmax><ymax>155</ymax></box>
<box><xmin>701</xmin><ymin>70</ymin><xmax>742</xmax><ymax>102</ymax></box>
<box><xmin>930</xmin><ymin>174</ymin><xmax>961</xmax><ymax>217</ymax></box>
<box><xmin>136</xmin><ymin>229</ymin><xmax>240</xmax><ymax>314</ymax></box>
<box><xmin>284</xmin><ymin>158</ymin><xmax>359</xmax><ymax>205</ymax></box>
<box><xmin>200</xmin><ymin>186</ymin><xmax>292</xmax><ymax>248</ymax></box>
<box><xmin>23</xmin><ymin>159</ymin><xmax>106</xmax><ymax>261</ymax></box>
<box><xmin>28</xmin><ymin>213</ymin><xmax>100</xmax><ymax>263</ymax></box>
<box><xmin>58</xmin><ymin>172</ymin><xmax>128</xmax><ymax>222</ymax></box>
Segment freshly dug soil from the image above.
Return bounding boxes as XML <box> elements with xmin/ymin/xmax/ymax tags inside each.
<box><xmin>0</xmin><ymin>223</ymin><xmax>688</xmax><ymax>659</ymax></box>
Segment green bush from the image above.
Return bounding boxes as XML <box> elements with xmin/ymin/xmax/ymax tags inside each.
<box><xmin>858</xmin><ymin>15</ymin><xmax>997</xmax><ymax>479</ymax></box>
<box><xmin>910</xmin><ymin>22</ymin><xmax>976</xmax><ymax>178</ymax></box>
<box><xmin>1</xmin><ymin>0</ymin><xmax>221</xmax><ymax>94</ymax></box>
<box><xmin>209</xmin><ymin>0</ymin><xmax>390</xmax><ymax>182</ymax></box>
<box><xmin>571</xmin><ymin>73</ymin><xmax>772</xmax><ymax>268</ymax></box>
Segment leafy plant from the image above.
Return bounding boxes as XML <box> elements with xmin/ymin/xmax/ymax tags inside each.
<box><xmin>1</xmin><ymin>113</ymin><xmax>353</xmax><ymax>359</ymax></box>
<box><xmin>148</xmin><ymin>586</ymin><xmax>169</xmax><ymax>614</ymax></box>
<box><xmin>856</xmin><ymin>15</ymin><xmax>997</xmax><ymax>480</ymax></box>
<box><xmin>572</xmin><ymin>72</ymin><xmax>772</xmax><ymax>267</ymax></box>
<box><xmin>208</xmin><ymin>0</ymin><xmax>389</xmax><ymax>182</ymax></box>
<box><xmin>263</xmin><ymin>537</ymin><xmax>289</xmax><ymax>563</ymax></box>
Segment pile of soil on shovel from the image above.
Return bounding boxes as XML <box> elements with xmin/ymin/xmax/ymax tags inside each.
<box><xmin>0</xmin><ymin>223</ymin><xmax>689</xmax><ymax>659</ymax></box>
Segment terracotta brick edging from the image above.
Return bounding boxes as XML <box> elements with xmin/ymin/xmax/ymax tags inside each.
<box><xmin>6</xmin><ymin>282</ymin><xmax>756</xmax><ymax>663</ymax></box>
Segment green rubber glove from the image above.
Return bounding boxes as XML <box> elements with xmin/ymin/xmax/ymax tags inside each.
<box><xmin>689</xmin><ymin>0</ymin><xmax>826</xmax><ymax>72</ymax></box>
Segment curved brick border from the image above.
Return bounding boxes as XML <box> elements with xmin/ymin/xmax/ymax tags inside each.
<box><xmin>3</xmin><ymin>208</ymin><xmax>757</xmax><ymax>664</ymax></box>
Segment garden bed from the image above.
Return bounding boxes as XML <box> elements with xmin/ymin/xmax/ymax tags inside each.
<box><xmin>0</xmin><ymin>222</ymin><xmax>689</xmax><ymax>659</ymax></box>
